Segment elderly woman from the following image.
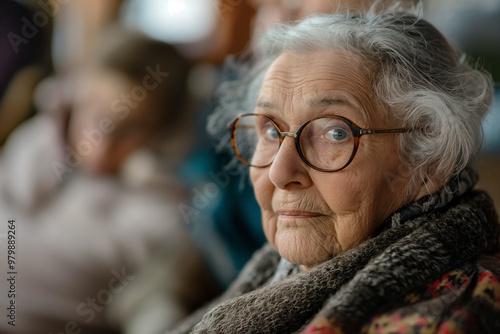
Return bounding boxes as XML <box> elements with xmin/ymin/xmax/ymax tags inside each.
<box><xmin>171</xmin><ymin>10</ymin><xmax>500</xmax><ymax>334</ymax></box>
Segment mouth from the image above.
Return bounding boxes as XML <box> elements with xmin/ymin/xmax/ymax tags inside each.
<box><xmin>276</xmin><ymin>210</ymin><xmax>325</xmax><ymax>219</ymax></box>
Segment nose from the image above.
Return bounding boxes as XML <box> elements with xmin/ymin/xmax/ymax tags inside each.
<box><xmin>268</xmin><ymin>135</ymin><xmax>312</xmax><ymax>190</ymax></box>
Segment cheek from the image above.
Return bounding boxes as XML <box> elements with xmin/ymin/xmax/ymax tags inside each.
<box><xmin>262</xmin><ymin>213</ymin><xmax>278</xmax><ymax>248</ymax></box>
<box><xmin>250</xmin><ymin>168</ymin><xmax>271</xmax><ymax>205</ymax></box>
<box><xmin>250</xmin><ymin>168</ymin><xmax>278</xmax><ymax>245</ymax></box>
<box><xmin>313</xmin><ymin>171</ymin><xmax>364</xmax><ymax>216</ymax></box>
<box><xmin>314</xmin><ymin>174</ymin><xmax>365</xmax><ymax>247</ymax></box>
<box><xmin>310</xmin><ymin>163</ymin><xmax>388</xmax><ymax>250</ymax></box>
<box><xmin>312</xmin><ymin>146</ymin><xmax>411</xmax><ymax>251</ymax></box>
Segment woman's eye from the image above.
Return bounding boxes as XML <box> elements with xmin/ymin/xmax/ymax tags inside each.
<box><xmin>263</xmin><ymin>126</ymin><xmax>280</xmax><ymax>140</ymax></box>
<box><xmin>324</xmin><ymin>128</ymin><xmax>349</xmax><ymax>142</ymax></box>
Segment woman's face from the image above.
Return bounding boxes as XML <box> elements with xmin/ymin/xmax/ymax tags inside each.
<box><xmin>250</xmin><ymin>50</ymin><xmax>425</xmax><ymax>268</ymax></box>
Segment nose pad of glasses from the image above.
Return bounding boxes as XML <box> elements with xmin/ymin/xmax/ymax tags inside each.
<box><xmin>275</xmin><ymin>132</ymin><xmax>299</xmax><ymax>161</ymax></box>
<box><xmin>273</xmin><ymin>133</ymin><xmax>301</xmax><ymax>167</ymax></box>
<box><xmin>281</xmin><ymin>132</ymin><xmax>298</xmax><ymax>139</ymax></box>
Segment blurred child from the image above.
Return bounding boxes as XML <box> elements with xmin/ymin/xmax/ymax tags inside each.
<box><xmin>0</xmin><ymin>25</ymin><xmax>217</xmax><ymax>334</ymax></box>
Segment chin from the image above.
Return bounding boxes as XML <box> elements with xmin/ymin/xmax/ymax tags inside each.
<box><xmin>275</xmin><ymin>232</ymin><xmax>332</xmax><ymax>267</ymax></box>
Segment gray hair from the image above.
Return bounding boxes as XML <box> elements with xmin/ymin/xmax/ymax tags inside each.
<box><xmin>209</xmin><ymin>11</ymin><xmax>494</xmax><ymax>185</ymax></box>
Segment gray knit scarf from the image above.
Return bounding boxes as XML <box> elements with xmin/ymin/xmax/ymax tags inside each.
<box><xmin>171</xmin><ymin>168</ymin><xmax>499</xmax><ymax>334</ymax></box>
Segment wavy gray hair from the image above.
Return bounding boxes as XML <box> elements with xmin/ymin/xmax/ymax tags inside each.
<box><xmin>209</xmin><ymin>11</ymin><xmax>493</xmax><ymax>185</ymax></box>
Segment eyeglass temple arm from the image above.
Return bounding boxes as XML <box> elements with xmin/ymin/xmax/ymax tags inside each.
<box><xmin>359</xmin><ymin>128</ymin><xmax>411</xmax><ymax>135</ymax></box>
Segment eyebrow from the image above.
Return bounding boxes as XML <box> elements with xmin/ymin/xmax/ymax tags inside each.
<box><xmin>255</xmin><ymin>96</ymin><xmax>362</xmax><ymax>118</ymax></box>
<box><xmin>306</xmin><ymin>97</ymin><xmax>355</xmax><ymax>108</ymax></box>
<box><xmin>256</xmin><ymin>101</ymin><xmax>276</xmax><ymax>110</ymax></box>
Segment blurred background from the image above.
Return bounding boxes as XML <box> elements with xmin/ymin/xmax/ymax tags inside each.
<box><xmin>0</xmin><ymin>0</ymin><xmax>498</xmax><ymax>333</ymax></box>
<box><xmin>423</xmin><ymin>0</ymin><xmax>500</xmax><ymax>214</ymax></box>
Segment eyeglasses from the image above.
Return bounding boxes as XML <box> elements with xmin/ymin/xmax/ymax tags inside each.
<box><xmin>230</xmin><ymin>113</ymin><xmax>410</xmax><ymax>172</ymax></box>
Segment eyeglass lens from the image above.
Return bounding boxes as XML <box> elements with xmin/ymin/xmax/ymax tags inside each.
<box><xmin>233</xmin><ymin>114</ymin><xmax>356</xmax><ymax>171</ymax></box>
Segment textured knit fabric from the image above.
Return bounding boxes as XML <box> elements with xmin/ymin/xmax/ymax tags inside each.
<box><xmin>169</xmin><ymin>168</ymin><xmax>500</xmax><ymax>334</ymax></box>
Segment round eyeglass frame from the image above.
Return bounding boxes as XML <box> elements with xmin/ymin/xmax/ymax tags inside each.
<box><xmin>230</xmin><ymin>113</ymin><xmax>411</xmax><ymax>173</ymax></box>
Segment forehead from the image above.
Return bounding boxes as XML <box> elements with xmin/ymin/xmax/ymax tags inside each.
<box><xmin>257</xmin><ymin>50</ymin><xmax>380</xmax><ymax>125</ymax></box>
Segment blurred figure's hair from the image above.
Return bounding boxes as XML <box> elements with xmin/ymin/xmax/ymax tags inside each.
<box><xmin>92</xmin><ymin>25</ymin><xmax>191</xmax><ymax>127</ymax></box>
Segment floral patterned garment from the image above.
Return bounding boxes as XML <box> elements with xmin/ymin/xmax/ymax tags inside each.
<box><xmin>304</xmin><ymin>254</ymin><xmax>500</xmax><ymax>334</ymax></box>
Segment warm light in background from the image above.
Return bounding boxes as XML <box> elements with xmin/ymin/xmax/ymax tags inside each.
<box><xmin>167</xmin><ymin>0</ymin><xmax>187</xmax><ymax>15</ymax></box>
<box><xmin>121</xmin><ymin>0</ymin><xmax>218</xmax><ymax>44</ymax></box>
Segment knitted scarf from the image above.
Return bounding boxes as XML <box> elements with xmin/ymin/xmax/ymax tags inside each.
<box><xmin>172</xmin><ymin>168</ymin><xmax>500</xmax><ymax>334</ymax></box>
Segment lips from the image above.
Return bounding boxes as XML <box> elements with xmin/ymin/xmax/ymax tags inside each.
<box><xmin>276</xmin><ymin>210</ymin><xmax>325</xmax><ymax>219</ymax></box>
<box><xmin>271</xmin><ymin>194</ymin><xmax>332</xmax><ymax>218</ymax></box>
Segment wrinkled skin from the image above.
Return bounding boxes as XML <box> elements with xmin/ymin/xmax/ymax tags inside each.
<box><xmin>250</xmin><ymin>51</ymin><xmax>432</xmax><ymax>269</ymax></box>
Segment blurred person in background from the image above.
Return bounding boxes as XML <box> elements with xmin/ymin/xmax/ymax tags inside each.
<box><xmin>0</xmin><ymin>25</ymin><xmax>217</xmax><ymax>334</ymax></box>
<box><xmin>249</xmin><ymin>0</ymin><xmax>420</xmax><ymax>44</ymax></box>
<box><xmin>44</xmin><ymin>1</ymin><xmax>263</xmax><ymax>289</ymax></box>
<box><xmin>250</xmin><ymin>0</ymin><xmax>365</xmax><ymax>41</ymax></box>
